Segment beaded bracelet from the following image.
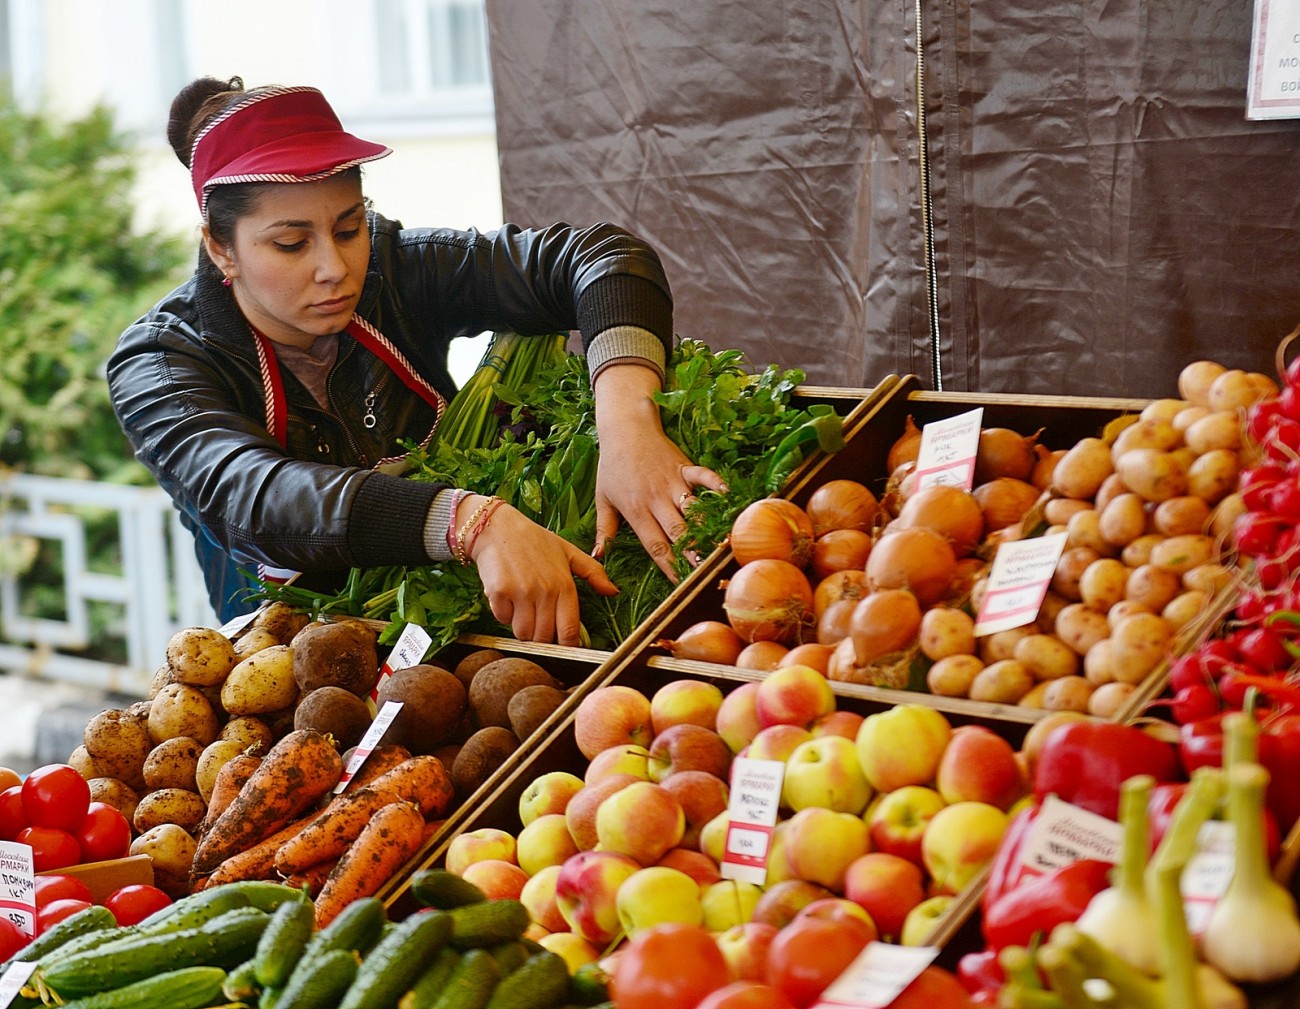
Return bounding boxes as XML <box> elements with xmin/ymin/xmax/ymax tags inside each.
<box><xmin>445</xmin><ymin>488</ymin><xmax>467</xmax><ymax>556</ymax></box>
<box><xmin>453</xmin><ymin>495</ymin><xmax>501</xmax><ymax>565</ymax></box>
<box><xmin>460</xmin><ymin>497</ymin><xmax>506</xmax><ymax>564</ymax></box>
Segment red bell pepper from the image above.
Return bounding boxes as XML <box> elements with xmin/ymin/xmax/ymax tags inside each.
<box><xmin>956</xmin><ymin>948</ymin><xmax>1004</xmax><ymax>1001</ymax></box>
<box><xmin>1148</xmin><ymin>779</ymin><xmax>1282</xmax><ymax>863</ymax></box>
<box><xmin>980</xmin><ymin>858</ymin><xmax>1113</xmax><ymax>951</ymax></box>
<box><xmin>1179</xmin><ymin>710</ymin><xmax>1300</xmax><ymax>833</ymax></box>
<box><xmin>1032</xmin><ymin>721</ymin><xmax>1182</xmax><ymax>821</ymax></box>
<box><xmin>981</xmin><ymin>803</ymin><xmax>1039</xmax><ymax>913</ymax></box>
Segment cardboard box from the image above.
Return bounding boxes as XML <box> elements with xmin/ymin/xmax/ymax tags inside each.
<box><xmin>39</xmin><ymin>853</ymin><xmax>154</xmax><ymax>904</ymax></box>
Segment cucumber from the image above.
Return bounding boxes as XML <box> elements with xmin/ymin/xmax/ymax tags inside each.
<box><xmin>275</xmin><ymin>947</ymin><xmax>358</xmax><ymax>1009</ymax></box>
<box><xmin>223</xmin><ymin>956</ymin><xmax>262</xmax><ymax>1001</ymax></box>
<box><xmin>447</xmin><ymin>900</ymin><xmax>530</xmax><ymax>949</ymax></box>
<box><xmin>38</xmin><ymin>905</ymin><xmax>270</xmax><ymax>1000</ymax></box>
<box><xmin>253</xmin><ymin>894</ymin><xmax>314</xmax><ymax>988</ymax></box>
<box><xmin>51</xmin><ymin>965</ymin><xmax>226</xmax><ymax>1009</ymax></box>
<box><xmin>484</xmin><ymin>950</ymin><xmax>570</xmax><ymax>1009</ymax></box>
<box><xmin>569</xmin><ymin>961</ymin><xmax>611</xmax><ymax>1006</ymax></box>
<box><xmin>338</xmin><ymin>910</ymin><xmax>453</xmax><ymax>1009</ymax></box>
<box><xmin>486</xmin><ymin>940</ymin><xmax>530</xmax><ymax>975</ymax></box>
<box><xmin>279</xmin><ymin>896</ymin><xmax>385</xmax><ymax>997</ymax></box>
<box><xmin>398</xmin><ymin>946</ymin><xmax>460</xmax><ymax>1009</ymax></box>
<box><xmin>410</xmin><ymin>868</ymin><xmax>488</xmax><ymax>908</ymax></box>
<box><xmin>132</xmin><ymin>882</ymin><xmax>252</xmax><ymax>931</ymax></box>
<box><xmin>227</xmin><ymin>880</ymin><xmax>309</xmax><ymax>913</ymax></box>
<box><xmin>2</xmin><ymin>904</ymin><xmax>116</xmax><ymax>969</ymax></box>
<box><xmin>426</xmin><ymin>948</ymin><xmax>502</xmax><ymax>1009</ymax></box>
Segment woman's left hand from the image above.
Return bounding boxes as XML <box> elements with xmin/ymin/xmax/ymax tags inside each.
<box><xmin>591</xmin><ymin>363</ymin><xmax>727</xmax><ymax>580</ymax></box>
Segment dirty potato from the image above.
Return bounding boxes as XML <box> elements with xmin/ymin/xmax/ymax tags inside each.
<box><xmin>88</xmin><ymin>776</ymin><xmax>141</xmax><ymax>825</ymax></box>
<box><xmin>147</xmin><ymin>683</ymin><xmax>220</xmax><ymax>747</ymax></box>
<box><xmin>251</xmin><ymin>600</ymin><xmax>311</xmax><ymax>644</ymax></box>
<box><xmin>130</xmin><ymin>823</ymin><xmax>197</xmax><ymax>899</ymax></box>
<box><xmin>218</xmin><ymin>716</ymin><xmax>275</xmax><ymax>751</ymax></box>
<box><xmin>142</xmin><ymin>736</ymin><xmax>203</xmax><ymax>791</ymax></box>
<box><xmin>165</xmin><ymin>626</ymin><xmax>238</xmax><ymax>687</ymax></box>
<box><xmin>221</xmin><ymin>644</ymin><xmax>299</xmax><ymax>715</ymax></box>
<box><xmin>83</xmin><ymin>708</ymin><xmax>153</xmax><ymax>790</ymax></box>
<box><xmin>195</xmin><ymin>738</ymin><xmax>247</xmax><ymax>804</ymax></box>
<box><xmin>132</xmin><ymin>786</ymin><xmax>207</xmax><ymax>835</ymax></box>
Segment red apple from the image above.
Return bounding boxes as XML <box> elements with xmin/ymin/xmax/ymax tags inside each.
<box><xmin>843</xmin><ymin>851</ymin><xmax>926</xmax><ymax>941</ymax></box>
<box><xmin>793</xmin><ymin>896</ymin><xmax>879</xmax><ymax>941</ymax></box>
<box><xmin>866</xmin><ymin>785</ymin><xmax>947</xmax><ymax>865</ymax></box>
<box><xmin>595</xmin><ymin>780</ymin><xmax>686</xmax><ymax>866</ymax></box>
<box><xmin>934</xmin><ymin>725</ymin><xmax>1026</xmax><ymax>810</ymax></box>
<box><xmin>554</xmin><ymin>850</ymin><xmax>641</xmax><ymax>945</ymax></box>
<box><xmin>716</xmin><ymin>682</ymin><xmax>764</xmax><ymax>753</ymax></box>
<box><xmin>744</xmin><ymin>724</ymin><xmax>813</xmax><ymax>764</ymax></box>
<box><xmin>445</xmin><ymin>827</ymin><xmax>516</xmax><ymax>876</ymax></box>
<box><xmin>649</xmin><ymin>724</ymin><xmax>733</xmax><ymax>782</ymax></box>
<box><xmin>749</xmin><ymin>878</ymin><xmax>835</xmax><ymax>929</ymax></box>
<box><xmin>566</xmin><ymin>773</ymin><xmax>640</xmax><ymax>851</ymax></box>
<box><xmin>715</xmin><ymin>920</ymin><xmax>779</xmax><ymax>981</ymax></box>
<box><xmin>660</xmin><ymin>770</ymin><xmax>730</xmax><ymax>850</ymax></box>
<box><xmin>754</xmin><ymin>664</ymin><xmax>836</xmax><ymax>729</ymax></box>
<box><xmin>809</xmin><ymin>709</ymin><xmax>865</xmax><ymax>740</ymax></box>
<box><xmin>657</xmin><ymin>847</ymin><xmax>723</xmax><ymax>887</ymax></box>
<box><xmin>460</xmin><ymin>858</ymin><xmax>529</xmax><ymax>901</ymax></box>
<box><xmin>574</xmin><ymin>685</ymin><xmax>653</xmax><ymax>760</ymax></box>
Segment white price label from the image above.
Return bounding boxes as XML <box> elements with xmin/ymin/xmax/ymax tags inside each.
<box><xmin>0</xmin><ymin>843</ymin><xmax>34</xmax><ymax>940</ymax></box>
<box><xmin>369</xmin><ymin>624</ymin><xmax>433</xmax><ymax>703</ymax></box>
<box><xmin>975</xmin><ymin>532</ymin><xmax>1068</xmax><ymax>636</ymax></box>
<box><xmin>1017</xmin><ymin>794</ymin><xmax>1121</xmax><ymax>879</ymax></box>
<box><xmin>0</xmin><ymin>961</ymin><xmax>37</xmax><ymax>1008</ymax></box>
<box><xmin>721</xmin><ymin>757</ymin><xmax>784</xmax><ymax>885</ymax></box>
<box><xmin>333</xmin><ymin>701</ymin><xmax>404</xmax><ymax>793</ymax></box>
<box><xmin>913</xmin><ymin>409</ymin><xmax>982</xmax><ymax>491</ymax></box>
<box><xmin>812</xmin><ymin>942</ymin><xmax>938</xmax><ymax>1008</ymax></box>
<box><xmin>1247</xmin><ymin>0</ymin><xmax>1300</xmax><ymax>119</ymax></box>
<box><xmin>1182</xmin><ymin>819</ymin><xmax>1235</xmax><ymax>937</ymax></box>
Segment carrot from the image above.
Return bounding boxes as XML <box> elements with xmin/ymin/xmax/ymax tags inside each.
<box><xmin>273</xmin><ymin>786</ymin><xmax>404</xmax><ymax>875</ymax></box>
<box><xmin>282</xmin><ymin>856</ymin><xmax>340</xmax><ymax>895</ymax></box>
<box><xmin>191</xmin><ymin>729</ymin><xmax>343</xmax><ymax>877</ymax></box>
<box><xmin>341</xmin><ymin>742</ymin><xmax>413</xmax><ymax>794</ymax></box>
<box><xmin>364</xmin><ymin>755</ymin><xmax>456</xmax><ymax>818</ymax></box>
<box><xmin>313</xmin><ymin>799</ymin><xmax>426</xmax><ymax>928</ymax></box>
<box><xmin>198</xmin><ymin>745</ymin><xmax>265</xmax><ymax>835</ymax></box>
<box><xmin>195</xmin><ymin>814</ymin><xmax>314</xmax><ymax>889</ymax></box>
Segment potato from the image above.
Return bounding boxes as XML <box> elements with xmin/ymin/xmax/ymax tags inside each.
<box><xmin>1163</xmin><ymin>589</ymin><xmax>1211</xmax><ymax>630</ymax></box>
<box><xmin>978</xmin><ymin>626</ymin><xmax>1037</xmax><ymax>664</ymax></box>
<box><xmin>1125</xmin><ymin>563</ymin><xmax>1182</xmax><ymax>612</ymax></box>
<box><xmin>219</xmin><ymin>715</ymin><xmax>275</xmax><ymax>751</ymax></box>
<box><xmin>147</xmin><ymin>683</ymin><xmax>219</xmax><ymax>747</ymax></box>
<box><xmin>1054</xmin><ymin>603</ymin><xmax>1111</xmax><ymax>656</ymax></box>
<box><xmin>195</xmin><ymin>738</ymin><xmax>246</xmax><ymax>804</ymax></box>
<box><xmin>1083</xmin><ymin>638</ymin><xmax>1116</xmax><ymax>685</ymax></box>
<box><xmin>1187</xmin><ymin>449</ymin><xmax>1240</xmax><ymax>505</ymax></box>
<box><xmin>968</xmin><ymin>659</ymin><xmax>1036</xmax><ymax>705</ymax></box>
<box><xmin>149</xmin><ymin>662</ymin><xmax>179</xmax><ymax>699</ymax></box>
<box><xmin>1120</xmin><ymin>533</ymin><xmax>1165</xmax><ymax>568</ymax></box>
<box><xmin>129</xmin><ymin>823</ymin><xmax>197</xmax><ymax>899</ymax></box>
<box><xmin>165</xmin><ymin>626</ymin><xmax>238</xmax><ymax>687</ymax></box>
<box><xmin>232</xmin><ymin>626</ymin><xmax>280</xmax><ymax>660</ymax></box>
<box><xmin>1111</xmin><ymin>418</ymin><xmax>1182</xmax><ymax>460</ymax></box>
<box><xmin>1108</xmin><ymin>612</ymin><xmax>1174</xmax><ymax>684</ymax></box>
<box><xmin>1152</xmin><ymin>496</ymin><xmax>1211</xmax><ymax>537</ymax></box>
<box><xmin>1115</xmin><ymin>448</ymin><xmax>1188</xmax><ymax>503</ymax></box>
<box><xmin>1093</xmin><ymin>473</ymin><xmax>1129</xmax><ymax>514</ymax></box>
<box><xmin>1036</xmin><ymin>591</ymin><xmax>1071</xmax><ymax>634</ymax></box>
<box><xmin>1017</xmin><ymin>681</ymin><xmax>1050</xmax><ymax>709</ymax></box>
<box><xmin>918</xmin><ymin>607</ymin><xmax>976</xmax><ymax>661</ymax></box>
<box><xmin>1088</xmin><ymin>681</ymin><xmax>1137</xmax><ymax>718</ymax></box>
<box><xmin>1065</xmin><ymin>509</ymin><xmax>1118</xmax><ymax>556</ymax></box>
<box><xmin>1183</xmin><ymin>410</ymin><xmax>1241</xmax><ymax>454</ymax></box>
<box><xmin>83</xmin><ymin>708</ymin><xmax>153</xmax><ymax>790</ymax></box>
<box><xmin>1140</xmin><ymin>398</ymin><xmax>1189</xmax><ymax>425</ymax></box>
<box><xmin>1209</xmin><ymin>493</ymin><xmax>1247</xmax><ymax>542</ymax></box>
<box><xmin>1106</xmin><ymin>599</ymin><xmax>1152</xmax><ymax>630</ymax></box>
<box><xmin>1183</xmin><ymin>562</ymin><xmax>1233</xmax><ymax>596</ymax></box>
<box><xmin>88</xmin><ymin>776</ymin><xmax>140</xmax><ymax>825</ymax></box>
<box><xmin>926</xmin><ymin>654</ymin><xmax>985</xmax><ymax>697</ymax></box>
<box><xmin>142</xmin><ymin>736</ymin><xmax>203</xmax><ymax>791</ymax></box>
<box><xmin>250</xmin><ymin>600</ymin><xmax>311</xmax><ymax>644</ymax></box>
<box><xmin>1178</xmin><ymin>360</ymin><xmax>1226</xmax><ymax>407</ymax></box>
<box><xmin>1051</xmin><ymin>546</ymin><xmax>1100</xmax><ymax>601</ymax></box>
<box><xmin>1013</xmin><ymin>633</ymin><xmax>1081</xmax><ymax>681</ymax></box>
<box><xmin>1148</xmin><ymin>534</ymin><xmax>1214</xmax><ymax>576</ymax></box>
<box><xmin>1042</xmin><ymin>498</ymin><xmax>1093</xmax><ymax>526</ymax></box>
<box><xmin>1172</xmin><ymin>404</ymin><xmax>1211</xmax><ymax>432</ymax></box>
<box><xmin>1050</xmin><ymin>438</ymin><xmax>1114</xmax><ymax>500</ymax></box>
<box><xmin>1078</xmin><ymin>558</ymin><xmax>1129</xmax><ymax>614</ymax></box>
<box><xmin>1039</xmin><ymin>676</ymin><xmax>1094</xmax><ymax>713</ymax></box>
<box><xmin>132</xmin><ymin>786</ymin><xmax>207</xmax><ymax>835</ymax></box>
<box><xmin>67</xmin><ymin>745</ymin><xmax>103</xmax><ymax>780</ymax></box>
<box><xmin>222</xmin><ymin>644</ymin><xmax>299</xmax><ymax>715</ymax></box>
<box><xmin>1098</xmin><ymin>493</ymin><xmax>1148</xmax><ymax>547</ymax></box>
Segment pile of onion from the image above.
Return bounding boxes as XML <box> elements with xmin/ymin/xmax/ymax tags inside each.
<box><xmin>892</xmin><ymin>484</ymin><xmax>984</xmax><ymax>558</ymax></box>
<box><xmin>730</xmin><ymin>498</ymin><xmax>817</xmax><ymax>568</ymax></box>
<box><xmin>722</xmin><ymin>558</ymin><xmax>815</xmax><ymax>645</ymax></box>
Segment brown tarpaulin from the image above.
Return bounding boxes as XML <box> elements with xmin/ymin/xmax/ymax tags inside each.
<box><xmin>485</xmin><ymin>0</ymin><xmax>1300</xmax><ymax>398</ymax></box>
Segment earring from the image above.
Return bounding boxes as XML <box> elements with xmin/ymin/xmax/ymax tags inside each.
<box><xmin>222</xmin><ymin>276</ymin><xmax>232</xmax><ymax>287</ymax></box>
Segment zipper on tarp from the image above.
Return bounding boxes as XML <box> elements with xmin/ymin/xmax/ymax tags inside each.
<box><xmin>915</xmin><ymin>0</ymin><xmax>943</xmax><ymax>391</ymax></box>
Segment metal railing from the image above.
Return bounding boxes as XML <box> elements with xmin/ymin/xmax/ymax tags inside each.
<box><xmin>0</xmin><ymin>473</ymin><xmax>217</xmax><ymax>697</ymax></box>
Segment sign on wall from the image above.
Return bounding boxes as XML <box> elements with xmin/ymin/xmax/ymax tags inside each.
<box><xmin>1248</xmin><ymin>0</ymin><xmax>1300</xmax><ymax>119</ymax></box>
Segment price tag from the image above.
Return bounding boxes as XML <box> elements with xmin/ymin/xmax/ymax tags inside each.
<box><xmin>1016</xmin><ymin>795</ymin><xmax>1120</xmax><ymax>881</ymax></box>
<box><xmin>913</xmin><ymin>409</ymin><xmax>983</xmax><ymax>491</ymax></box>
<box><xmin>0</xmin><ymin>843</ymin><xmax>35</xmax><ymax>939</ymax></box>
<box><xmin>974</xmin><ymin>532</ymin><xmax>1068</xmax><ymax>636</ymax></box>
<box><xmin>216</xmin><ymin>609</ymin><xmax>259</xmax><ymax>638</ymax></box>
<box><xmin>1247</xmin><ymin>0</ymin><xmax>1300</xmax><ymax>120</ymax></box>
<box><xmin>720</xmin><ymin>757</ymin><xmax>784</xmax><ymax>885</ymax></box>
<box><xmin>0</xmin><ymin>961</ymin><xmax>37</xmax><ymax>1008</ymax></box>
<box><xmin>368</xmin><ymin>623</ymin><xmax>433</xmax><ymax>710</ymax></box>
<box><xmin>1182</xmin><ymin>819</ymin><xmax>1235</xmax><ymax>937</ymax></box>
<box><xmin>811</xmin><ymin>941</ymin><xmax>938</xmax><ymax>1008</ymax></box>
<box><xmin>334</xmin><ymin>701</ymin><xmax>403</xmax><ymax>793</ymax></box>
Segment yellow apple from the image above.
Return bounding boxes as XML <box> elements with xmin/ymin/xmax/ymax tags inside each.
<box><xmin>595</xmin><ymin>780</ymin><xmax>686</xmax><ymax>866</ymax></box>
<box><xmin>781</xmin><ymin>735</ymin><xmax>872</xmax><ymax>814</ymax></box>
<box><xmin>714</xmin><ymin>921</ymin><xmax>779</xmax><ymax>982</ymax></box>
<box><xmin>445</xmin><ymin>827</ymin><xmax>517</xmax><ymax>876</ymax></box>
<box><xmin>699</xmin><ymin>809</ymin><xmax>729</xmax><ymax>865</ymax></box>
<box><xmin>537</xmin><ymin>930</ymin><xmax>600</xmax><ymax>973</ymax></box>
<box><xmin>855</xmin><ymin>704</ymin><xmax>953</xmax><ymax>792</ymax></box>
<box><xmin>615</xmin><ymin>865</ymin><xmax>704</xmax><ymax>934</ymax></box>
<box><xmin>866</xmin><ymin>784</ymin><xmax>947</xmax><ymax>866</ymax></box>
<box><xmin>700</xmin><ymin>878</ymin><xmax>764</xmax><ymax>931</ymax></box>
<box><xmin>782</xmin><ymin>806</ymin><xmax>870</xmax><ymax>892</ymax></box>
<box><xmin>920</xmin><ymin>800</ymin><xmax>1010</xmax><ymax>895</ymax></box>
<box><xmin>519</xmin><ymin>862</ymin><xmax>568</xmax><ymax>933</ymax></box>
<box><xmin>584</xmin><ymin>743</ymin><xmax>653</xmax><ymax>784</ymax></box>
<box><xmin>899</xmin><ymin>893</ymin><xmax>955</xmax><ymax>946</ymax></box>
<box><xmin>516</xmin><ymin>812</ymin><xmax>580</xmax><ymax>876</ymax></box>
<box><xmin>650</xmin><ymin>679</ymin><xmax>725</xmax><ymax>734</ymax></box>
<box><xmin>519</xmin><ymin>770</ymin><xmax>585</xmax><ymax>826</ymax></box>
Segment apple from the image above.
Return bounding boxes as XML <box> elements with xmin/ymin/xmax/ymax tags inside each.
<box><xmin>934</xmin><ymin>725</ymin><xmax>1026</xmax><ymax>810</ymax></box>
<box><xmin>595</xmin><ymin>780</ymin><xmax>685</xmax><ymax>865</ymax></box>
<box><xmin>515</xmin><ymin>812</ymin><xmax>580</xmax><ymax>876</ymax></box>
<box><xmin>744</xmin><ymin>724</ymin><xmax>813</xmax><ymax>764</ymax></box>
<box><xmin>855</xmin><ymin>704</ymin><xmax>953</xmax><ymax>792</ymax></box>
<box><xmin>716</xmin><ymin>681</ymin><xmax>764</xmax><ymax>753</ymax></box>
<box><xmin>651</xmin><ymin>679</ymin><xmax>725</xmax><ymax>734</ymax></box>
<box><xmin>866</xmin><ymin>784</ymin><xmax>947</xmax><ymax>865</ymax></box>
<box><xmin>585</xmin><ymin>744</ymin><xmax>653</xmax><ymax>784</ymax></box>
<box><xmin>519</xmin><ymin>863</ymin><xmax>568</xmax><ymax>933</ymax></box>
<box><xmin>659</xmin><ymin>770</ymin><xmax>730</xmax><ymax>850</ymax></box>
<box><xmin>699</xmin><ymin>809</ymin><xmax>730</xmax><ymax>865</ymax></box>
<box><xmin>920</xmin><ymin>800</ymin><xmax>1010</xmax><ymax>895</ymax></box>
<box><xmin>519</xmin><ymin>770</ymin><xmax>585</xmax><ymax>826</ymax></box>
<box><xmin>763</xmin><ymin>819</ymin><xmax>797</xmax><ymax>884</ymax></box>
<box><xmin>754</xmin><ymin>664</ymin><xmax>836</xmax><ymax>728</ymax></box>
<box><xmin>616</xmin><ymin>865</ymin><xmax>704</xmax><ymax>935</ymax></box>
<box><xmin>793</xmin><ymin>896</ymin><xmax>879</xmax><ymax>940</ymax></box>
<box><xmin>749</xmin><ymin>878</ymin><xmax>834</xmax><ymax>929</ymax></box>
<box><xmin>781</xmin><ymin>806</ymin><xmax>870</xmax><ymax>892</ymax></box>
<box><xmin>565</xmin><ymin>773</ymin><xmax>641</xmax><ymax>851</ymax></box>
<box><xmin>715</xmin><ymin>920</ymin><xmax>779</xmax><ymax>981</ymax></box>
<box><xmin>899</xmin><ymin>893</ymin><xmax>955</xmax><ymax>946</ymax></box>
<box><xmin>460</xmin><ymin>858</ymin><xmax>529</xmax><ymax>901</ymax></box>
<box><xmin>574</xmin><ymin>685</ymin><xmax>654</xmax><ymax>760</ymax></box>
<box><xmin>537</xmin><ymin>930</ymin><xmax>600</xmax><ymax>973</ymax></box>
<box><xmin>554</xmin><ymin>850</ymin><xmax>641</xmax><ymax>945</ymax></box>
<box><xmin>781</xmin><ymin>735</ymin><xmax>872</xmax><ymax>814</ymax></box>
<box><xmin>445</xmin><ymin>827</ymin><xmax>517</xmax><ymax>876</ymax></box>
<box><xmin>700</xmin><ymin>878</ymin><xmax>763</xmax><ymax>932</ymax></box>
<box><xmin>649</xmin><ymin>724</ymin><xmax>733</xmax><ymax>781</ymax></box>
<box><xmin>657</xmin><ymin>847</ymin><xmax>723</xmax><ymax>887</ymax></box>
<box><xmin>843</xmin><ymin>851</ymin><xmax>927</xmax><ymax>941</ymax></box>
<box><xmin>809</xmin><ymin>709</ymin><xmax>865</xmax><ymax>741</ymax></box>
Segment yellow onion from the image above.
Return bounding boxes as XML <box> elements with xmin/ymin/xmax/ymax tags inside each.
<box><xmin>805</xmin><ymin>479</ymin><xmax>879</xmax><ymax>537</ymax></box>
<box><xmin>893</xmin><ymin>484</ymin><xmax>984</xmax><ymax>558</ymax></box>
<box><xmin>850</xmin><ymin>588</ymin><xmax>923</xmax><ymax>665</ymax></box>
<box><xmin>880</xmin><ymin>461</ymin><xmax>919</xmax><ymax>519</ymax></box>
<box><xmin>1031</xmin><ymin>447</ymin><xmax>1067</xmax><ymax>490</ymax></box>
<box><xmin>816</xmin><ymin>597</ymin><xmax>858</xmax><ymax>646</ymax></box>
<box><xmin>813</xmin><ymin>569</ymin><xmax>869</xmax><ymax>621</ymax></box>
<box><xmin>865</xmin><ymin>525</ymin><xmax>957</xmax><ymax>606</ymax></box>
<box><xmin>736</xmin><ymin>639</ymin><xmax>789</xmax><ymax>670</ymax></box>
<box><xmin>887</xmin><ymin>415</ymin><xmax>923</xmax><ymax>474</ymax></box>
<box><xmin>653</xmin><ymin>620</ymin><xmax>745</xmax><ymax>665</ymax></box>
<box><xmin>972</xmin><ymin>477</ymin><xmax>1042</xmax><ymax>533</ymax></box>
<box><xmin>809</xmin><ymin>529</ymin><xmax>873</xmax><ymax>580</ymax></box>
<box><xmin>730</xmin><ymin>498</ymin><xmax>816</xmax><ymax>568</ymax></box>
<box><xmin>974</xmin><ymin>427</ymin><xmax>1042</xmax><ymax>484</ymax></box>
<box><xmin>721</xmin><ymin>558</ymin><xmax>814</xmax><ymax>644</ymax></box>
<box><xmin>778</xmin><ymin>642</ymin><xmax>834</xmax><ymax>674</ymax></box>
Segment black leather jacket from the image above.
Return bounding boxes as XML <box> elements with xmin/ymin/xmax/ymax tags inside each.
<box><xmin>108</xmin><ymin>214</ymin><xmax>673</xmax><ymax>621</ymax></box>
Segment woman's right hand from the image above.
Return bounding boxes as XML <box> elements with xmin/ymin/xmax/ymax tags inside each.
<box><xmin>463</xmin><ymin>496</ymin><xmax>618</xmax><ymax>645</ymax></box>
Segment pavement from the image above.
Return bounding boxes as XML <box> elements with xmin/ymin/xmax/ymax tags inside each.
<box><xmin>0</xmin><ymin>673</ymin><xmax>131</xmax><ymax>777</ymax></box>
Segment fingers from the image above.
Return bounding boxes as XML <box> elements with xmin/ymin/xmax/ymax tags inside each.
<box><xmin>681</xmin><ymin>464</ymin><xmax>729</xmax><ymax>497</ymax></box>
<box><xmin>592</xmin><ymin>498</ymin><xmax>621</xmax><ymax>560</ymax></box>
<box><xmin>571</xmin><ymin>550</ymin><xmax>619</xmax><ymax>597</ymax></box>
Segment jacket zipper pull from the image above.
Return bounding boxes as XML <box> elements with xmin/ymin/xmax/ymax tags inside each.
<box><xmin>363</xmin><ymin>390</ymin><xmax>377</xmax><ymax>429</ymax></box>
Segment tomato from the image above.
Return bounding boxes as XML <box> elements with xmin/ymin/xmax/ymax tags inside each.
<box><xmin>0</xmin><ymin>916</ymin><xmax>27</xmax><ymax>961</ymax></box>
<box><xmin>0</xmin><ymin>785</ymin><xmax>27</xmax><ymax>841</ymax></box>
<box><xmin>103</xmin><ymin>884</ymin><xmax>172</xmax><ymax>927</ymax></box>
<box><xmin>697</xmin><ymin>980</ymin><xmax>796</xmax><ymax>1009</ymax></box>
<box><xmin>17</xmin><ymin>826</ymin><xmax>82</xmax><ymax>872</ymax></box>
<box><xmin>611</xmin><ymin>923</ymin><xmax>732</xmax><ymax>1009</ymax></box>
<box><xmin>33</xmin><ymin>873</ymin><xmax>93</xmax><ymax>907</ymax></box>
<box><xmin>22</xmin><ymin>764</ymin><xmax>90</xmax><ymax>832</ymax></box>
<box><xmin>74</xmin><ymin>802</ymin><xmax>131</xmax><ymax>863</ymax></box>
<box><xmin>890</xmin><ymin>965</ymin><xmax>976</xmax><ymax>1008</ymax></box>
<box><xmin>35</xmin><ymin>898</ymin><xmax>92</xmax><ymax>935</ymax></box>
<box><xmin>0</xmin><ymin>768</ymin><xmax>21</xmax><ymax>794</ymax></box>
<box><xmin>765</xmin><ymin>915</ymin><xmax>874</xmax><ymax>1008</ymax></box>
